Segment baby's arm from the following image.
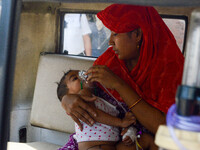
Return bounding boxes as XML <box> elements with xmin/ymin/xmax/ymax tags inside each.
<box><xmin>92</xmin><ymin>109</ymin><xmax>135</xmax><ymax>128</ymax></box>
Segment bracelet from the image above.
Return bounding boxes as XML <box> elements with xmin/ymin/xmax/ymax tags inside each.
<box><xmin>129</xmin><ymin>97</ymin><xmax>142</xmax><ymax>110</ymax></box>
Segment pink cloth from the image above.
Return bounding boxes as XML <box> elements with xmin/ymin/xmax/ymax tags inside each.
<box><xmin>74</xmin><ymin>97</ymin><xmax>120</xmax><ymax>142</ymax></box>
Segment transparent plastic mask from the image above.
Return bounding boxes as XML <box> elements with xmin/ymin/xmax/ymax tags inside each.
<box><xmin>78</xmin><ymin>70</ymin><xmax>88</xmax><ymax>82</ymax></box>
<box><xmin>78</xmin><ymin>70</ymin><xmax>96</xmax><ymax>89</ymax></box>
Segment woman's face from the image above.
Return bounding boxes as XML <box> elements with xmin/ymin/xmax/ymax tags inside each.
<box><xmin>65</xmin><ymin>70</ymin><xmax>81</xmax><ymax>94</ymax></box>
<box><xmin>109</xmin><ymin>30</ymin><xmax>140</xmax><ymax>61</ymax></box>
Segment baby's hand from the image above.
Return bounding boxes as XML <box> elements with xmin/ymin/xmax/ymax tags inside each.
<box><xmin>123</xmin><ymin>134</ymin><xmax>134</xmax><ymax>146</ymax></box>
<box><xmin>121</xmin><ymin>127</ymin><xmax>137</xmax><ymax>146</ymax></box>
<box><xmin>121</xmin><ymin>112</ymin><xmax>136</xmax><ymax>128</ymax></box>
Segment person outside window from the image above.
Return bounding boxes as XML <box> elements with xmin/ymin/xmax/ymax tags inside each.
<box><xmin>63</xmin><ymin>14</ymin><xmax>92</xmax><ymax>56</ymax></box>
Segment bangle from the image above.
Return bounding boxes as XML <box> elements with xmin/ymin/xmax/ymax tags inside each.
<box><xmin>129</xmin><ymin>97</ymin><xmax>142</xmax><ymax>110</ymax></box>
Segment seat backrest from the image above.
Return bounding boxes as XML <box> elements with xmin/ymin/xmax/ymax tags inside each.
<box><xmin>30</xmin><ymin>54</ymin><xmax>95</xmax><ymax>133</ymax></box>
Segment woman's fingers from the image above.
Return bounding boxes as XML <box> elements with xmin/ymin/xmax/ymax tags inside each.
<box><xmin>79</xmin><ymin>96</ymin><xmax>97</xmax><ymax>118</ymax></box>
<box><xmin>86</xmin><ymin>71</ymin><xmax>105</xmax><ymax>84</ymax></box>
<box><xmin>86</xmin><ymin>70</ymin><xmax>103</xmax><ymax>82</ymax></box>
<box><xmin>86</xmin><ymin>65</ymin><xmax>108</xmax><ymax>79</ymax></box>
<box><xmin>86</xmin><ymin>65</ymin><xmax>119</xmax><ymax>89</ymax></box>
<box><xmin>88</xmin><ymin>77</ymin><xmax>103</xmax><ymax>84</ymax></box>
<box><xmin>61</xmin><ymin>94</ymin><xmax>97</xmax><ymax>127</ymax></box>
<box><xmin>70</xmin><ymin>114</ymin><xmax>83</xmax><ymax>131</ymax></box>
<box><xmin>77</xmin><ymin>99</ymin><xmax>97</xmax><ymax>123</ymax></box>
<box><xmin>86</xmin><ymin>65</ymin><xmax>106</xmax><ymax>74</ymax></box>
<box><xmin>72</xmin><ymin>107</ymin><xmax>93</xmax><ymax>126</ymax></box>
<box><xmin>125</xmin><ymin>112</ymin><xmax>137</xmax><ymax>125</ymax></box>
<box><xmin>121</xmin><ymin>128</ymin><xmax>128</xmax><ymax>136</ymax></box>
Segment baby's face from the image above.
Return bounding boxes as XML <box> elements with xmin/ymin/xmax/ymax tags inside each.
<box><xmin>65</xmin><ymin>70</ymin><xmax>81</xmax><ymax>94</ymax></box>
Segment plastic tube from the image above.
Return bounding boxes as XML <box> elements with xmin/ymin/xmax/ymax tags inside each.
<box><xmin>101</xmin><ymin>84</ymin><xmax>127</xmax><ymax>112</ymax></box>
<box><xmin>167</xmin><ymin>104</ymin><xmax>187</xmax><ymax>150</ymax></box>
<box><xmin>167</xmin><ymin>104</ymin><xmax>200</xmax><ymax>150</ymax></box>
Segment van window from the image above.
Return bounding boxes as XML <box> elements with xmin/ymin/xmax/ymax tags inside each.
<box><xmin>163</xmin><ymin>17</ymin><xmax>187</xmax><ymax>53</ymax></box>
<box><xmin>60</xmin><ymin>13</ymin><xmax>110</xmax><ymax>57</ymax></box>
<box><xmin>60</xmin><ymin>13</ymin><xmax>187</xmax><ymax>57</ymax></box>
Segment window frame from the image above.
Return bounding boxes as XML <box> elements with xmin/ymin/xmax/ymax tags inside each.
<box><xmin>0</xmin><ymin>0</ymin><xmax>21</xmax><ymax>149</ymax></box>
<box><xmin>58</xmin><ymin>10</ymin><xmax>100</xmax><ymax>58</ymax></box>
<box><xmin>160</xmin><ymin>14</ymin><xmax>188</xmax><ymax>55</ymax></box>
<box><xmin>58</xmin><ymin>12</ymin><xmax>188</xmax><ymax>58</ymax></box>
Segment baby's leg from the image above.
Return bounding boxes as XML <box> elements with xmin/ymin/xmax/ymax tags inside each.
<box><xmin>116</xmin><ymin>133</ymin><xmax>158</xmax><ymax>150</ymax></box>
<box><xmin>86</xmin><ymin>144</ymin><xmax>116</xmax><ymax>150</ymax></box>
<box><xmin>78</xmin><ymin>141</ymin><xmax>116</xmax><ymax>150</ymax></box>
<box><xmin>116</xmin><ymin>142</ymin><xmax>135</xmax><ymax>150</ymax></box>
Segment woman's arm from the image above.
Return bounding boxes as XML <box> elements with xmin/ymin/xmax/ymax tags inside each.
<box><xmin>90</xmin><ymin>105</ymin><xmax>136</xmax><ymax>128</ymax></box>
<box><xmin>79</xmin><ymin>89</ymin><xmax>136</xmax><ymax>128</ymax></box>
<box><xmin>114</xmin><ymin>79</ymin><xmax>166</xmax><ymax>134</ymax></box>
<box><xmin>86</xmin><ymin>65</ymin><xmax>166</xmax><ymax>134</ymax></box>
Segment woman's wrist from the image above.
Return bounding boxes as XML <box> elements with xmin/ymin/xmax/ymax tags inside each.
<box><xmin>113</xmin><ymin>77</ymin><xmax>125</xmax><ymax>91</ymax></box>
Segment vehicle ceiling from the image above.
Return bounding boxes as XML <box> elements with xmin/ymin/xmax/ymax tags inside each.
<box><xmin>22</xmin><ymin>0</ymin><xmax>200</xmax><ymax>7</ymax></box>
<box><xmin>21</xmin><ymin>1</ymin><xmax>197</xmax><ymax>19</ymax></box>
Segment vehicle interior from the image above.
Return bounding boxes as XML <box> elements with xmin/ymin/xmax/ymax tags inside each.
<box><xmin>0</xmin><ymin>0</ymin><xmax>200</xmax><ymax>150</ymax></box>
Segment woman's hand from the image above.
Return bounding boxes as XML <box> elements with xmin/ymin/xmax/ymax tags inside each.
<box><xmin>61</xmin><ymin>94</ymin><xmax>97</xmax><ymax>131</ymax></box>
<box><xmin>121</xmin><ymin>112</ymin><xmax>136</xmax><ymax>128</ymax></box>
<box><xmin>86</xmin><ymin>65</ymin><xmax>123</xmax><ymax>90</ymax></box>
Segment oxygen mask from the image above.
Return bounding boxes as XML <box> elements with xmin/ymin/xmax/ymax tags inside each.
<box><xmin>78</xmin><ymin>70</ymin><xmax>88</xmax><ymax>83</ymax></box>
<box><xmin>78</xmin><ymin>70</ymin><xmax>94</xmax><ymax>89</ymax></box>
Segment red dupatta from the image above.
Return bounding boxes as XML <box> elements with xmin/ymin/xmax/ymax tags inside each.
<box><xmin>94</xmin><ymin>4</ymin><xmax>184</xmax><ymax>114</ymax></box>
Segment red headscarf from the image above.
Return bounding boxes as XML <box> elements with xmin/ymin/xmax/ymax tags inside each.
<box><xmin>94</xmin><ymin>4</ymin><xmax>184</xmax><ymax>113</ymax></box>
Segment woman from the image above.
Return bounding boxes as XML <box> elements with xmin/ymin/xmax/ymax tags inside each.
<box><xmin>61</xmin><ymin>4</ymin><xmax>184</xmax><ymax>150</ymax></box>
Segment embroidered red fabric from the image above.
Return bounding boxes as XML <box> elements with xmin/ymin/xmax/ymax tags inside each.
<box><xmin>94</xmin><ymin>4</ymin><xmax>184</xmax><ymax>113</ymax></box>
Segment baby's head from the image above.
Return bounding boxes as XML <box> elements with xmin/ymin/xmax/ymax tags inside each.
<box><xmin>57</xmin><ymin>70</ymin><xmax>81</xmax><ymax>101</ymax></box>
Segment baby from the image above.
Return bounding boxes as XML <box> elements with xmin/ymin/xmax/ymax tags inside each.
<box><xmin>57</xmin><ymin>70</ymin><xmax>137</xmax><ymax>150</ymax></box>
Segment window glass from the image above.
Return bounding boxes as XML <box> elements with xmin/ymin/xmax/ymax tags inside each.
<box><xmin>61</xmin><ymin>13</ymin><xmax>186</xmax><ymax>57</ymax></box>
<box><xmin>62</xmin><ymin>13</ymin><xmax>110</xmax><ymax>57</ymax></box>
<box><xmin>163</xmin><ymin>18</ymin><xmax>186</xmax><ymax>52</ymax></box>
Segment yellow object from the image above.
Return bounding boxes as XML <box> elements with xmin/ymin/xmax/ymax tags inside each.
<box><xmin>155</xmin><ymin>125</ymin><xmax>200</xmax><ymax>150</ymax></box>
<box><xmin>136</xmin><ymin>138</ymin><xmax>143</xmax><ymax>150</ymax></box>
<box><xmin>129</xmin><ymin>97</ymin><xmax>142</xmax><ymax>109</ymax></box>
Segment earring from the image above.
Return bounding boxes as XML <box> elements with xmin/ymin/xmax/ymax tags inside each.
<box><xmin>137</xmin><ymin>44</ymin><xmax>140</xmax><ymax>50</ymax></box>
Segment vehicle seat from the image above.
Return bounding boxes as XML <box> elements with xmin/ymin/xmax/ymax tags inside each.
<box><xmin>7</xmin><ymin>54</ymin><xmax>95</xmax><ymax>150</ymax></box>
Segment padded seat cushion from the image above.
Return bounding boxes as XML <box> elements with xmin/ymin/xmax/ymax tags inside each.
<box><xmin>7</xmin><ymin>142</ymin><xmax>61</xmax><ymax>150</ymax></box>
<box><xmin>30</xmin><ymin>54</ymin><xmax>94</xmax><ymax>133</ymax></box>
